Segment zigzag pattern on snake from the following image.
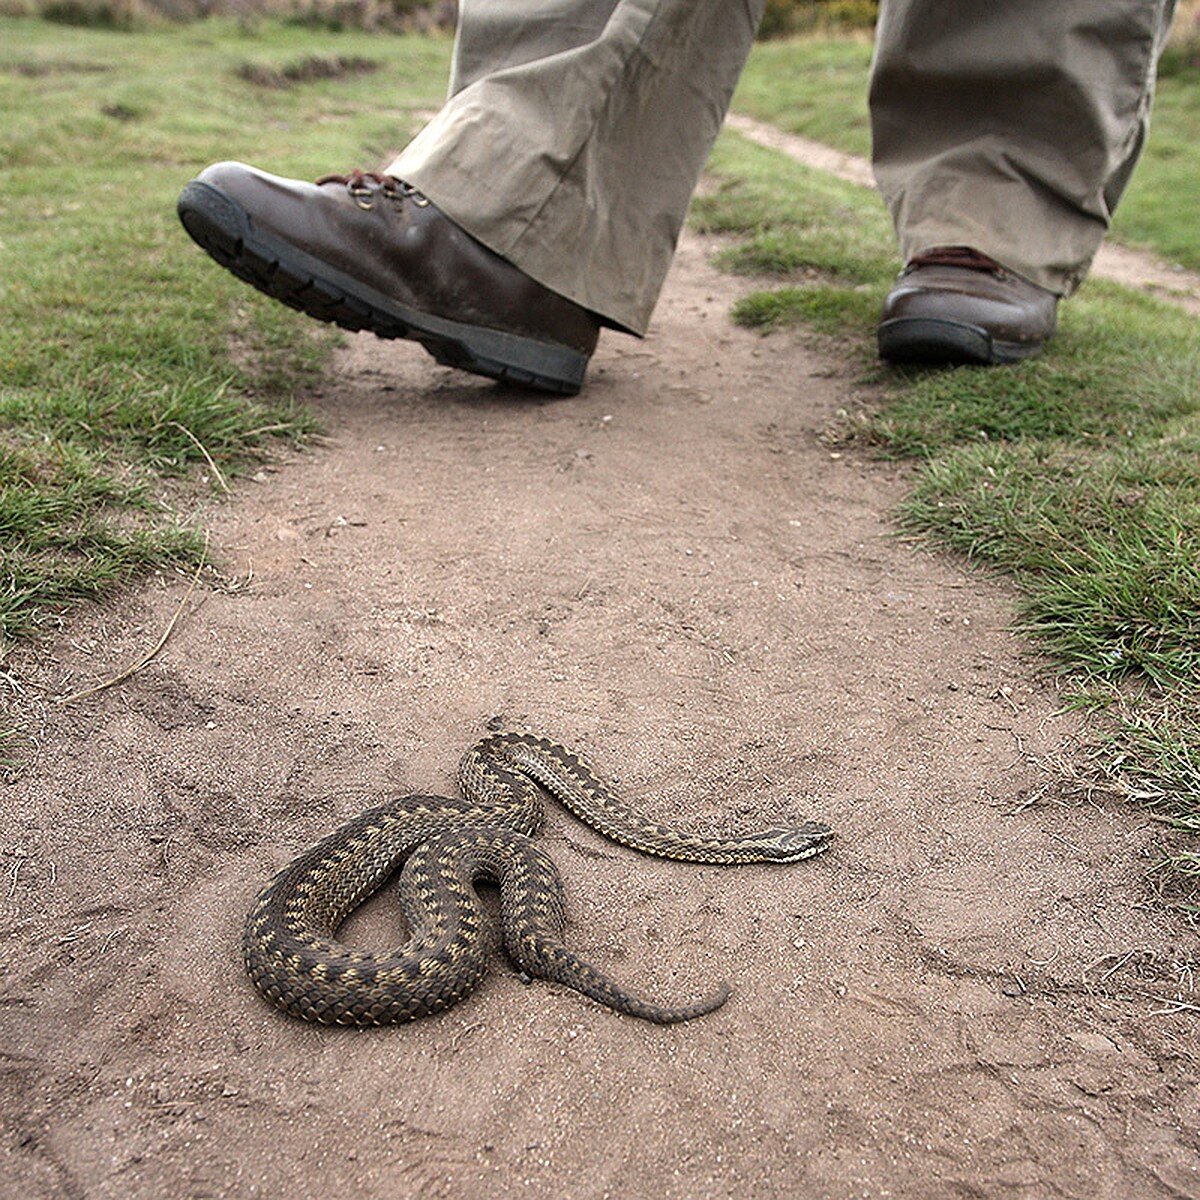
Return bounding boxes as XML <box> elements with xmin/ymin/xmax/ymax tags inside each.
<box><xmin>243</xmin><ymin>732</ymin><xmax>833</xmax><ymax>1025</ymax></box>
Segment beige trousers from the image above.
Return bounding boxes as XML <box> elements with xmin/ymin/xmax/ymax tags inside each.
<box><xmin>870</xmin><ymin>0</ymin><xmax>1178</xmax><ymax>297</ymax></box>
<box><xmin>389</xmin><ymin>0</ymin><xmax>1175</xmax><ymax>333</ymax></box>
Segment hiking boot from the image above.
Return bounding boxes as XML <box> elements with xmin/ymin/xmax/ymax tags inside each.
<box><xmin>177</xmin><ymin>162</ymin><xmax>601</xmax><ymax>396</ymax></box>
<box><xmin>877</xmin><ymin>246</ymin><xmax>1059</xmax><ymax>366</ymax></box>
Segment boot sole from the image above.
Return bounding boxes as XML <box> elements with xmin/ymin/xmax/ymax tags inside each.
<box><xmin>177</xmin><ymin>180</ymin><xmax>589</xmax><ymax>396</ymax></box>
<box><xmin>877</xmin><ymin>317</ymin><xmax>1044</xmax><ymax>366</ymax></box>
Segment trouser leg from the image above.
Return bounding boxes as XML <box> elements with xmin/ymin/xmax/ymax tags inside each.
<box><xmin>870</xmin><ymin>0</ymin><xmax>1177</xmax><ymax>296</ymax></box>
<box><xmin>443</xmin><ymin>0</ymin><xmax>620</xmax><ymax>94</ymax></box>
<box><xmin>387</xmin><ymin>0</ymin><xmax>764</xmax><ymax>334</ymax></box>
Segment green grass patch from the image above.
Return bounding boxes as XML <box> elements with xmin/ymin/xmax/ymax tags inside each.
<box><xmin>1108</xmin><ymin>72</ymin><xmax>1200</xmax><ymax>271</ymax></box>
<box><xmin>733</xmin><ymin>36</ymin><xmax>873</xmax><ymax>158</ymax></box>
<box><xmin>1120</xmin><ymin>703</ymin><xmax>1200</xmax><ymax>857</ymax></box>
<box><xmin>698</xmin><ymin>128</ymin><xmax>1200</xmax><ymax>881</ymax></box>
<box><xmin>693</xmin><ymin>132</ymin><xmax>894</xmax><ymax>287</ymax></box>
<box><xmin>900</xmin><ymin>439</ymin><xmax>1200</xmax><ymax>688</ymax></box>
<box><xmin>0</xmin><ymin>17</ymin><xmax>451</xmax><ymax>647</ymax></box>
<box><xmin>732</xmin><ymin>285</ymin><xmax>877</xmax><ymax>334</ymax></box>
<box><xmin>733</xmin><ymin>34</ymin><xmax>1200</xmax><ymax>271</ymax></box>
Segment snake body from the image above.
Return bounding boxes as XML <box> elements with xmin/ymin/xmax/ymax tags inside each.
<box><xmin>244</xmin><ymin>732</ymin><xmax>833</xmax><ymax>1025</ymax></box>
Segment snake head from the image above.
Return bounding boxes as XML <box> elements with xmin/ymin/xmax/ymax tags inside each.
<box><xmin>756</xmin><ymin>821</ymin><xmax>834</xmax><ymax>862</ymax></box>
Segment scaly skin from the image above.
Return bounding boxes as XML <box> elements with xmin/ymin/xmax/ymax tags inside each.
<box><xmin>243</xmin><ymin>733</ymin><xmax>833</xmax><ymax>1025</ymax></box>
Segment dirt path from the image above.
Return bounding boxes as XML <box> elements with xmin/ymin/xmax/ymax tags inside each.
<box><xmin>2</xmin><ymin>234</ymin><xmax>1198</xmax><ymax>1199</ymax></box>
<box><xmin>726</xmin><ymin>111</ymin><xmax>1200</xmax><ymax>317</ymax></box>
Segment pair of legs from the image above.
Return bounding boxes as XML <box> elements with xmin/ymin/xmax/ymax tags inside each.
<box><xmin>392</xmin><ymin>0</ymin><xmax>1176</xmax><ymax>326</ymax></box>
<box><xmin>179</xmin><ymin>1</ymin><xmax>1176</xmax><ymax>391</ymax></box>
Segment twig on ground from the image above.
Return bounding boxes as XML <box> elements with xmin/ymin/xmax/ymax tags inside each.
<box><xmin>1098</xmin><ymin>950</ymin><xmax>1140</xmax><ymax>983</ymax></box>
<box><xmin>239</xmin><ymin>422</ymin><xmax>303</xmax><ymax>440</ymax></box>
<box><xmin>1047</xmin><ymin>830</ymin><xmax>1086</xmax><ymax>854</ymax></box>
<box><xmin>1146</xmin><ymin>998</ymin><xmax>1200</xmax><ymax>1016</ymax></box>
<box><xmin>0</xmin><ymin>670</ymin><xmax>27</xmax><ymax>697</ymax></box>
<box><xmin>56</xmin><ymin>535</ymin><xmax>209</xmax><ymax>706</ymax></box>
<box><xmin>1004</xmin><ymin>783</ymin><xmax>1051</xmax><ymax>816</ymax></box>
<box><xmin>205</xmin><ymin>557</ymin><xmax>255</xmax><ymax>595</ymax></box>
<box><xmin>7</xmin><ymin>851</ymin><xmax>28</xmax><ymax>899</ymax></box>
<box><xmin>96</xmin><ymin>927</ymin><xmax>126</xmax><ymax>957</ymax></box>
<box><xmin>168</xmin><ymin>422</ymin><xmax>230</xmax><ymax>493</ymax></box>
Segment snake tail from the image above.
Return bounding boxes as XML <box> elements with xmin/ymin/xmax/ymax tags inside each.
<box><xmin>506</xmin><ymin>928</ymin><xmax>733</xmax><ymax>1025</ymax></box>
<box><xmin>490</xmin><ymin>835</ymin><xmax>732</xmax><ymax>1024</ymax></box>
<box><xmin>244</xmin><ymin>732</ymin><xmax>830</xmax><ymax>1026</ymax></box>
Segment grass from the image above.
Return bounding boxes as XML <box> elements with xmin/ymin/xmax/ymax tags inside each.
<box><xmin>0</xmin><ymin>17</ymin><xmax>452</xmax><ymax>647</ymax></box>
<box><xmin>733</xmin><ymin>34</ymin><xmax>1200</xmax><ymax>271</ymax></box>
<box><xmin>5</xmin><ymin>17</ymin><xmax>1198</xmax><ymax>884</ymax></box>
<box><xmin>1109</xmin><ymin>56</ymin><xmax>1200</xmax><ymax>271</ymax></box>
<box><xmin>734</xmin><ymin>36</ymin><xmax>873</xmax><ymax>158</ymax></box>
<box><xmin>693</xmin><ymin>129</ymin><xmax>1200</xmax><ymax>884</ymax></box>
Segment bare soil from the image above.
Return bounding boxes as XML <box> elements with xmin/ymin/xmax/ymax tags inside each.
<box><xmin>2</xmin><ymin>234</ymin><xmax>1197</xmax><ymax>1200</ymax></box>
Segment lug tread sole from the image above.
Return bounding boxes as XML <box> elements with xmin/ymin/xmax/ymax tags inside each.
<box><xmin>177</xmin><ymin>180</ymin><xmax>587</xmax><ymax>395</ymax></box>
<box><xmin>877</xmin><ymin>316</ymin><xmax>1044</xmax><ymax>366</ymax></box>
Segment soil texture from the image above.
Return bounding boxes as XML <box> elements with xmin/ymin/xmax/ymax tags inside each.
<box><xmin>2</xmin><ymin>234</ymin><xmax>1197</xmax><ymax>1200</ymax></box>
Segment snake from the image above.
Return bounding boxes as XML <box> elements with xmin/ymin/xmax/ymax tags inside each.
<box><xmin>244</xmin><ymin>731</ymin><xmax>833</xmax><ymax>1026</ymax></box>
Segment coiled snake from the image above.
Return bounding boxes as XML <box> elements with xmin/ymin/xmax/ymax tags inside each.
<box><xmin>244</xmin><ymin>732</ymin><xmax>833</xmax><ymax>1025</ymax></box>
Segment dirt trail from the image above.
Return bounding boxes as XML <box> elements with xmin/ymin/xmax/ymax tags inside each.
<box><xmin>726</xmin><ymin>111</ymin><xmax>1200</xmax><ymax>316</ymax></box>
<box><xmin>2</xmin><ymin>234</ymin><xmax>1198</xmax><ymax>1199</ymax></box>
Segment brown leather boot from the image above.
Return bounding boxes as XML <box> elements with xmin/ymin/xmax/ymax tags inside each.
<box><xmin>877</xmin><ymin>246</ymin><xmax>1059</xmax><ymax>366</ymax></box>
<box><xmin>177</xmin><ymin>163</ymin><xmax>601</xmax><ymax>395</ymax></box>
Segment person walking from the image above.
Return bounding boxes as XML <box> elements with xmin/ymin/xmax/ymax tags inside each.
<box><xmin>178</xmin><ymin>0</ymin><xmax>1178</xmax><ymax>395</ymax></box>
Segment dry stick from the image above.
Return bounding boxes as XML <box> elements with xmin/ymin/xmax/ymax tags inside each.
<box><xmin>1148</xmin><ymin>998</ymin><xmax>1200</xmax><ymax>1016</ymax></box>
<box><xmin>7</xmin><ymin>853</ymin><xmax>27</xmax><ymax>899</ymax></box>
<box><xmin>56</xmin><ymin>535</ymin><xmax>209</xmax><ymax>707</ymax></box>
<box><xmin>239</xmin><ymin>422</ymin><xmax>299</xmax><ymax>439</ymax></box>
<box><xmin>167</xmin><ymin>421</ymin><xmax>230</xmax><ymax>494</ymax></box>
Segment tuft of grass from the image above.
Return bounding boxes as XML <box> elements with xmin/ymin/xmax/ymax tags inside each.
<box><xmin>897</xmin><ymin>439</ymin><xmax>1200</xmax><ymax>688</ymax></box>
<box><xmin>0</xmin><ymin>16</ymin><xmax>452</xmax><ymax>647</ymax></box>
<box><xmin>873</xmin><ymin>285</ymin><xmax>1200</xmax><ymax>456</ymax></box>
<box><xmin>1113</xmin><ymin>704</ymin><xmax>1200</xmax><ymax>878</ymax></box>
<box><xmin>234</xmin><ymin>53</ymin><xmax>380</xmax><ymax>89</ymax></box>
<box><xmin>733</xmin><ymin>284</ymin><xmax>878</xmax><ymax>334</ymax></box>
<box><xmin>694</xmin><ymin>134</ymin><xmax>894</xmax><ymax>284</ymax></box>
<box><xmin>697</xmin><ymin>123</ymin><xmax>1200</xmax><ymax>882</ymax></box>
<box><xmin>39</xmin><ymin>0</ymin><xmax>148</xmax><ymax>29</ymax></box>
<box><xmin>733</xmin><ymin>36</ymin><xmax>873</xmax><ymax>158</ymax></box>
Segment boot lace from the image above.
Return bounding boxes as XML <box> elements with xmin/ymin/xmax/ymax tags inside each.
<box><xmin>905</xmin><ymin>246</ymin><xmax>1007</xmax><ymax>277</ymax></box>
<box><xmin>315</xmin><ymin>169</ymin><xmax>431</xmax><ymax>211</ymax></box>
